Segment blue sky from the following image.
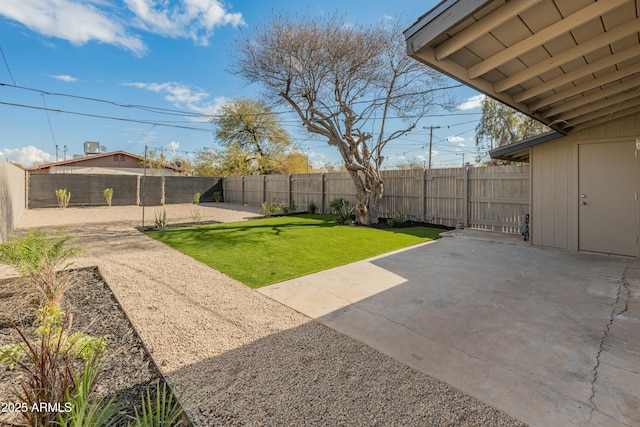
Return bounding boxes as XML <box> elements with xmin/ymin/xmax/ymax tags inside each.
<box><xmin>0</xmin><ymin>0</ymin><xmax>483</xmax><ymax>169</ymax></box>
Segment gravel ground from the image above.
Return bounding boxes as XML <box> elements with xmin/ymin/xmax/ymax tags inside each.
<box><xmin>2</xmin><ymin>203</ymin><xmax>527</xmax><ymax>426</ymax></box>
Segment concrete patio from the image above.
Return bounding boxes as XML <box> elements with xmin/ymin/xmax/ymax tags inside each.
<box><xmin>259</xmin><ymin>230</ymin><xmax>640</xmax><ymax>427</ymax></box>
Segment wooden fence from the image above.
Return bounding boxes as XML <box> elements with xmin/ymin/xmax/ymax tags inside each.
<box><xmin>224</xmin><ymin>165</ymin><xmax>530</xmax><ymax>234</ymax></box>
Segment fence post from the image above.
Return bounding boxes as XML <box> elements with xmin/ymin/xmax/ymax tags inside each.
<box><xmin>463</xmin><ymin>166</ymin><xmax>469</xmax><ymax>228</ymax></box>
<box><xmin>288</xmin><ymin>174</ymin><xmax>292</xmax><ymax>205</ymax></box>
<box><xmin>262</xmin><ymin>175</ymin><xmax>267</xmax><ymax>204</ymax></box>
<box><xmin>321</xmin><ymin>173</ymin><xmax>326</xmax><ymax>213</ymax></box>
<box><xmin>241</xmin><ymin>176</ymin><xmax>245</xmax><ymax>205</ymax></box>
<box><xmin>421</xmin><ymin>169</ymin><xmax>427</xmax><ymax>222</ymax></box>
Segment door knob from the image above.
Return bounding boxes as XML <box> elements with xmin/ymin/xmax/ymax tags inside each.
<box><xmin>581</xmin><ymin>201</ymin><xmax>586</xmax><ymax>205</ymax></box>
<box><xmin>580</xmin><ymin>194</ymin><xmax>587</xmax><ymax>198</ymax></box>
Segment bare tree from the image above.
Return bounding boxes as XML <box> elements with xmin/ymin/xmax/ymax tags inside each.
<box><xmin>233</xmin><ymin>14</ymin><xmax>454</xmax><ymax>224</ymax></box>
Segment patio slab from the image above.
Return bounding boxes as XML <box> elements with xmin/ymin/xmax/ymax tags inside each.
<box><xmin>259</xmin><ymin>231</ymin><xmax>640</xmax><ymax>427</ymax></box>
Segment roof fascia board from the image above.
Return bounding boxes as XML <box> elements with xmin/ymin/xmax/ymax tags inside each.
<box><xmin>489</xmin><ymin>131</ymin><xmax>563</xmax><ymax>160</ymax></box>
<box><xmin>404</xmin><ymin>0</ymin><xmax>492</xmax><ymax>55</ymax></box>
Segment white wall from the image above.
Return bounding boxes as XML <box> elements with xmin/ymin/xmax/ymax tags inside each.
<box><xmin>0</xmin><ymin>158</ymin><xmax>26</xmax><ymax>243</ymax></box>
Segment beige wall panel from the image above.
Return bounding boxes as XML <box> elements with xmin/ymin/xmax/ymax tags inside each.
<box><xmin>531</xmin><ymin>147</ymin><xmax>544</xmax><ymax>245</ymax></box>
<box><xmin>553</xmin><ymin>140</ymin><xmax>569</xmax><ymax>249</ymax></box>
<box><xmin>531</xmin><ymin>112</ymin><xmax>640</xmax><ymax>254</ymax></box>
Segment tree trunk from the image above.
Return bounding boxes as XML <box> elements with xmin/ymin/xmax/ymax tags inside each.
<box><xmin>354</xmin><ymin>172</ymin><xmax>383</xmax><ymax>225</ymax></box>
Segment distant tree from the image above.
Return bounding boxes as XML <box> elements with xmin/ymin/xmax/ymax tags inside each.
<box><xmin>233</xmin><ymin>14</ymin><xmax>455</xmax><ymax>224</ymax></box>
<box><xmin>213</xmin><ymin>98</ymin><xmax>291</xmax><ymax>175</ymax></box>
<box><xmin>475</xmin><ymin>97</ymin><xmax>549</xmax><ymax>163</ymax></box>
<box><xmin>281</xmin><ymin>151</ymin><xmax>312</xmax><ymax>174</ymax></box>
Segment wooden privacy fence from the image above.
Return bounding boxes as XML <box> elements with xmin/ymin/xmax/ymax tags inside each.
<box><xmin>223</xmin><ymin>165</ymin><xmax>530</xmax><ymax>234</ymax></box>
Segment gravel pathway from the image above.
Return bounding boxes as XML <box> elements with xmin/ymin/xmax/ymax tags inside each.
<box><xmin>3</xmin><ymin>203</ymin><xmax>527</xmax><ymax>426</ymax></box>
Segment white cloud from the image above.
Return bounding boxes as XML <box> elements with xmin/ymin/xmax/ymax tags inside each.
<box><xmin>416</xmin><ymin>155</ymin><xmax>426</xmax><ymax>162</ymax></box>
<box><xmin>166</xmin><ymin>141</ymin><xmax>180</xmax><ymax>154</ymax></box>
<box><xmin>0</xmin><ymin>146</ymin><xmax>54</xmax><ymax>167</ymax></box>
<box><xmin>457</xmin><ymin>94</ymin><xmax>485</xmax><ymax>110</ymax></box>
<box><xmin>446</xmin><ymin>136</ymin><xmax>465</xmax><ymax>143</ymax></box>
<box><xmin>0</xmin><ymin>0</ymin><xmax>244</xmax><ymax>55</ymax></box>
<box><xmin>124</xmin><ymin>81</ymin><xmax>228</xmax><ymax>120</ymax></box>
<box><xmin>0</xmin><ymin>0</ymin><xmax>147</xmax><ymax>56</ymax></box>
<box><xmin>49</xmin><ymin>74</ymin><xmax>78</xmax><ymax>82</ymax></box>
<box><xmin>124</xmin><ymin>0</ymin><xmax>244</xmax><ymax>45</ymax></box>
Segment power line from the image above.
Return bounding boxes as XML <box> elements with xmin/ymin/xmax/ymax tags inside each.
<box><xmin>0</xmin><ymin>47</ymin><xmax>16</xmax><ymax>85</ymax></box>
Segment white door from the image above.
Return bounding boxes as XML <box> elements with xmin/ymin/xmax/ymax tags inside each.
<box><xmin>578</xmin><ymin>141</ymin><xmax>637</xmax><ymax>256</ymax></box>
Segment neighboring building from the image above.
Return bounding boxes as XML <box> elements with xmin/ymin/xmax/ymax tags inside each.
<box><xmin>405</xmin><ymin>0</ymin><xmax>640</xmax><ymax>257</ymax></box>
<box><xmin>26</xmin><ymin>151</ymin><xmax>185</xmax><ymax>176</ymax></box>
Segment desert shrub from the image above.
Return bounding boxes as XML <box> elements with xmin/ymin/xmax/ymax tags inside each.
<box><xmin>260</xmin><ymin>198</ymin><xmax>283</xmax><ymax>216</ymax></box>
<box><xmin>330</xmin><ymin>198</ymin><xmax>347</xmax><ymax>214</ymax></box>
<box><xmin>213</xmin><ymin>191</ymin><xmax>222</xmax><ymax>202</ymax></box>
<box><xmin>282</xmin><ymin>201</ymin><xmax>296</xmax><ymax>215</ymax></box>
<box><xmin>393</xmin><ymin>211</ymin><xmax>408</xmax><ymax>225</ymax></box>
<box><xmin>56</xmin><ymin>189</ymin><xmax>71</xmax><ymax>208</ymax></box>
<box><xmin>308</xmin><ymin>201</ymin><xmax>317</xmax><ymax>214</ymax></box>
<box><xmin>154</xmin><ymin>210</ymin><xmax>168</xmax><ymax>229</ymax></box>
<box><xmin>193</xmin><ymin>192</ymin><xmax>200</xmax><ymax>204</ymax></box>
<box><xmin>103</xmin><ymin>188</ymin><xmax>113</xmax><ymax>207</ymax></box>
<box><xmin>0</xmin><ymin>229</ymin><xmax>80</xmax><ymax>309</ymax></box>
<box><xmin>335</xmin><ymin>200</ymin><xmax>353</xmax><ymax>224</ymax></box>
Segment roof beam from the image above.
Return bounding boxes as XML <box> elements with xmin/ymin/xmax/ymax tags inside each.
<box><xmin>494</xmin><ymin>17</ymin><xmax>640</xmax><ymax>93</ymax></box>
<box><xmin>541</xmin><ymin>74</ymin><xmax>640</xmax><ymax>118</ymax></box>
<box><xmin>468</xmin><ymin>0</ymin><xmax>629</xmax><ymax>79</ymax></box>
<box><xmin>529</xmin><ymin>62</ymin><xmax>640</xmax><ymax>111</ymax></box>
<box><xmin>434</xmin><ymin>0</ymin><xmax>543</xmax><ymax>61</ymax></box>
<box><xmin>554</xmin><ymin>90</ymin><xmax>639</xmax><ymax>122</ymax></box>
<box><xmin>515</xmin><ymin>44</ymin><xmax>640</xmax><ymax>103</ymax></box>
<box><xmin>571</xmin><ymin>104</ymin><xmax>640</xmax><ymax>129</ymax></box>
<box><xmin>564</xmin><ymin>96</ymin><xmax>640</xmax><ymax>127</ymax></box>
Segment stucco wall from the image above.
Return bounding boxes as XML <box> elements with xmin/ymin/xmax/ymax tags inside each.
<box><xmin>531</xmin><ymin>112</ymin><xmax>640</xmax><ymax>252</ymax></box>
<box><xmin>0</xmin><ymin>158</ymin><xmax>26</xmax><ymax>243</ymax></box>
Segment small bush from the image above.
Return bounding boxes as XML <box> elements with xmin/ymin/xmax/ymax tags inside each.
<box><xmin>56</xmin><ymin>189</ymin><xmax>71</xmax><ymax>208</ymax></box>
<box><xmin>193</xmin><ymin>192</ymin><xmax>201</xmax><ymax>204</ymax></box>
<box><xmin>393</xmin><ymin>211</ymin><xmax>408</xmax><ymax>225</ymax></box>
<box><xmin>330</xmin><ymin>198</ymin><xmax>347</xmax><ymax>214</ymax></box>
<box><xmin>282</xmin><ymin>201</ymin><xmax>296</xmax><ymax>215</ymax></box>
<box><xmin>308</xmin><ymin>202</ymin><xmax>317</xmax><ymax>214</ymax></box>
<box><xmin>260</xmin><ymin>198</ymin><xmax>283</xmax><ymax>217</ymax></box>
<box><xmin>335</xmin><ymin>200</ymin><xmax>353</xmax><ymax>225</ymax></box>
<box><xmin>103</xmin><ymin>188</ymin><xmax>113</xmax><ymax>207</ymax></box>
<box><xmin>0</xmin><ymin>229</ymin><xmax>80</xmax><ymax>309</ymax></box>
<box><xmin>213</xmin><ymin>191</ymin><xmax>222</xmax><ymax>203</ymax></box>
<box><xmin>154</xmin><ymin>210</ymin><xmax>167</xmax><ymax>228</ymax></box>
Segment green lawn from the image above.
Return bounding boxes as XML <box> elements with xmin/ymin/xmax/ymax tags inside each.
<box><xmin>146</xmin><ymin>214</ymin><xmax>441</xmax><ymax>288</ymax></box>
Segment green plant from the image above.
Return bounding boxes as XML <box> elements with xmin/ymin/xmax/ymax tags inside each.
<box><xmin>58</xmin><ymin>356</ymin><xmax>121</xmax><ymax>427</ymax></box>
<box><xmin>56</xmin><ymin>189</ymin><xmax>71</xmax><ymax>208</ymax></box>
<box><xmin>282</xmin><ymin>201</ymin><xmax>296</xmax><ymax>215</ymax></box>
<box><xmin>393</xmin><ymin>211</ymin><xmax>408</xmax><ymax>225</ymax></box>
<box><xmin>330</xmin><ymin>198</ymin><xmax>347</xmax><ymax>214</ymax></box>
<box><xmin>0</xmin><ymin>229</ymin><xmax>80</xmax><ymax>309</ymax></box>
<box><xmin>154</xmin><ymin>210</ymin><xmax>168</xmax><ymax>228</ymax></box>
<box><xmin>308</xmin><ymin>202</ymin><xmax>317</xmax><ymax>214</ymax></box>
<box><xmin>128</xmin><ymin>382</ymin><xmax>186</xmax><ymax>427</ymax></box>
<box><xmin>213</xmin><ymin>191</ymin><xmax>222</xmax><ymax>203</ymax></box>
<box><xmin>336</xmin><ymin>200</ymin><xmax>353</xmax><ymax>224</ymax></box>
<box><xmin>387</xmin><ymin>218</ymin><xmax>395</xmax><ymax>228</ymax></box>
<box><xmin>103</xmin><ymin>188</ymin><xmax>113</xmax><ymax>207</ymax></box>
<box><xmin>193</xmin><ymin>192</ymin><xmax>201</xmax><ymax>204</ymax></box>
<box><xmin>260</xmin><ymin>198</ymin><xmax>283</xmax><ymax>216</ymax></box>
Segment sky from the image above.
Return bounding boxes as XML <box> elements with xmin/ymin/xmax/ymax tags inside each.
<box><xmin>0</xmin><ymin>0</ymin><xmax>484</xmax><ymax>170</ymax></box>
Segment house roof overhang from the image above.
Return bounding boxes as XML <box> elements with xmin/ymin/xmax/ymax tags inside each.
<box><xmin>404</xmin><ymin>0</ymin><xmax>640</xmax><ymax>135</ymax></box>
<box><xmin>489</xmin><ymin>130</ymin><xmax>563</xmax><ymax>162</ymax></box>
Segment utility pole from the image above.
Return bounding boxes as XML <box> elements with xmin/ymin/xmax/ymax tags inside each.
<box><xmin>456</xmin><ymin>153</ymin><xmax>465</xmax><ymax>166</ymax></box>
<box><xmin>423</xmin><ymin>125</ymin><xmax>441</xmax><ymax>170</ymax></box>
